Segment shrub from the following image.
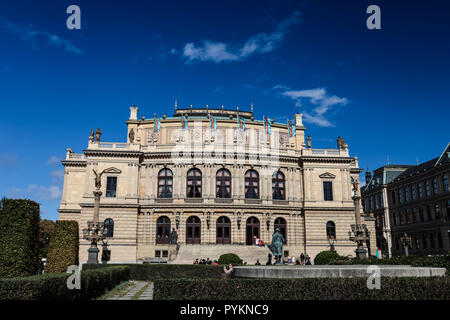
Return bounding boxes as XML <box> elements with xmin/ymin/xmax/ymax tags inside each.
<box><xmin>83</xmin><ymin>264</ymin><xmax>223</xmax><ymax>280</ymax></box>
<box><xmin>153</xmin><ymin>277</ymin><xmax>450</xmax><ymax>300</ymax></box>
<box><xmin>218</xmin><ymin>253</ymin><xmax>243</xmax><ymax>265</ymax></box>
<box><xmin>45</xmin><ymin>221</ymin><xmax>79</xmax><ymax>273</ymax></box>
<box><xmin>0</xmin><ymin>198</ymin><xmax>40</xmax><ymax>278</ymax></box>
<box><xmin>314</xmin><ymin>250</ymin><xmax>340</xmax><ymax>265</ymax></box>
<box><xmin>0</xmin><ymin>266</ymin><xmax>129</xmax><ymax>300</ymax></box>
<box><xmin>39</xmin><ymin>219</ymin><xmax>56</xmax><ymax>259</ymax></box>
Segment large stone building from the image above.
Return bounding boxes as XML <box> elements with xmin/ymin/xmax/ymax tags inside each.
<box><xmin>58</xmin><ymin>105</ymin><xmax>375</xmax><ymax>263</ymax></box>
<box><xmin>387</xmin><ymin>143</ymin><xmax>450</xmax><ymax>256</ymax></box>
<box><xmin>362</xmin><ymin>165</ymin><xmax>413</xmax><ymax>257</ymax></box>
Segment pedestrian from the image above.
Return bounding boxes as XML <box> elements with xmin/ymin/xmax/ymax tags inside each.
<box><xmin>255</xmin><ymin>259</ymin><xmax>261</xmax><ymax>265</ymax></box>
<box><xmin>300</xmin><ymin>253</ymin><xmax>305</xmax><ymax>265</ymax></box>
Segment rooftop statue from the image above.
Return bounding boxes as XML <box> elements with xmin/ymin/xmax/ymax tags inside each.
<box><xmin>306</xmin><ymin>135</ymin><xmax>312</xmax><ymax>149</ymax></box>
<box><xmin>129</xmin><ymin>128</ymin><xmax>135</xmax><ymax>143</ymax></box>
<box><xmin>95</xmin><ymin>128</ymin><xmax>102</xmax><ymax>142</ymax></box>
<box><xmin>89</xmin><ymin>130</ymin><xmax>95</xmax><ymax>142</ymax></box>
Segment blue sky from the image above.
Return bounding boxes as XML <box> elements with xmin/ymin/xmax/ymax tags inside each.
<box><xmin>1</xmin><ymin>0</ymin><xmax>449</xmax><ymax>221</ymax></box>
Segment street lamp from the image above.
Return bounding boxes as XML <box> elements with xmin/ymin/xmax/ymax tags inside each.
<box><xmin>400</xmin><ymin>233</ymin><xmax>412</xmax><ymax>257</ymax></box>
<box><xmin>83</xmin><ymin>169</ymin><xmax>108</xmax><ymax>264</ymax></box>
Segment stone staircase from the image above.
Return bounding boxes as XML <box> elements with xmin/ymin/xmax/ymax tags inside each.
<box><xmin>170</xmin><ymin>244</ymin><xmax>271</xmax><ymax>265</ymax></box>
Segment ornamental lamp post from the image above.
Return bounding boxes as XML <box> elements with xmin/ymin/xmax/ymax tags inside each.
<box><xmin>83</xmin><ymin>169</ymin><xmax>108</xmax><ymax>264</ymax></box>
<box><xmin>348</xmin><ymin>177</ymin><xmax>370</xmax><ymax>259</ymax></box>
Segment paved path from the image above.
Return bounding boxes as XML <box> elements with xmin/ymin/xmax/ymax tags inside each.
<box><xmin>107</xmin><ymin>281</ymin><xmax>154</xmax><ymax>300</ymax></box>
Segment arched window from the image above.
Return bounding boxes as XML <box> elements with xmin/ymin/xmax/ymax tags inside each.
<box><xmin>104</xmin><ymin>218</ymin><xmax>114</xmax><ymax>238</ymax></box>
<box><xmin>326</xmin><ymin>221</ymin><xmax>336</xmax><ymax>239</ymax></box>
<box><xmin>158</xmin><ymin>168</ymin><xmax>173</xmax><ymax>198</ymax></box>
<box><xmin>245</xmin><ymin>170</ymin><xmax>259</xmax><ymax>199</ymax></box>
<box><xmin>216</xmin><ymin>169</ymin><xmax>231</xmax><ymax>198</ymax></box>
<box><xmin>187</xmin><ymin>168</ymin><xmax>202</xmax><ymax>198</ymax></box>
<box><xmin>272</xmin><ymin>171</ymin><xmax>286</xmax><ymax>200</ymax></box>
<box><xmin>156</xmin><ymin>216</ymin><xmax>171</xmax><ymax>244</ymax></box>
<box><xmin>274</xmin><ymin>217</ymin><xmax>287</xmax><ymax>244</ymax></box>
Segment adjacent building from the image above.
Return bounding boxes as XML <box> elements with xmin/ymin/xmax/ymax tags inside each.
<box><xmin>58</xmin><ymin>105</ymin><xmax>375</xmax><ymax>263</ymax></box>
<box><xmin>362</xmin><ymin>165</ymin><xmax>413</xmax><ymax>257</ymax></box>
<box><xmin>388</xmin><ymin>143</ymin><xmax>450</xmax><ymax>256</ymax></box>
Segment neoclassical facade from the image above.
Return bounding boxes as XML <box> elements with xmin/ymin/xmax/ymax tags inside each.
<box><xmin>58</xmin><ymin>106</ymin><xmax>376</xmax><ymax>263</ymax></box>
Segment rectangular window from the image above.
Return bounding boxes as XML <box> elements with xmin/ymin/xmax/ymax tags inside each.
<box><xmin>369</xmin><ymin>197</ymin><xmax>373</xmax><ymax>209</ymax></box>
<box><xmin>323</xmin><ymin>182</ymin><xmax>333</xmax><ymax>201</ymax></box>
<box><xmin>392</xmin><ymin>212</ymin><xmax>397</xmax><ymax>226</ymax></box>
<box><xmin>432</xmin><ymin>177</ymin><xmax>438</xmax><ymax>194</ymax></box>
<box><xmin>391</xmin><ymin>191</ymin><xmax>396</xmax><ymax>205</ymax></box>
<box><xmin>404</xmin><ymin>187</ymin><xmax>409</xmax><ymax>202</ymax></box>
<box><xmin>443</xmin><ymin>174</ymin><xmax>449</xmax><ymax>191</ymax></box>
<box><xmin>425</xmin><ymin>180</ymin><xmax>431</xmax><ymax>197</ymax></box>
<box><xmin>430</xmin><ymin>234</ymin><xmax>435</xmax><ymax>249</ymax></box>
<box><xmin>106</xmin><ymin>177</ymin><xmax>117</xmax><ymax>197</ymax></box>
<box><xmin>411</xmin><ymin>185</ymin><xmax>416</xmax><ymax>200</ymax></box>
<box><xmin>426</xmin><ymin>205</ymin><xmax>432</xmax><ymax>220</ymax></box>
<box><xmin>379</xmin><ymin>193</ymin><xmax>383</xmax><ymax>207</ymax></box>
<box><xmin>419</xmin><ymin>206</ymin><xmax>424</xmax><ymax>221</ymax></box>
<box><xmin>399</xmin><ymin>189</ymin><xmax>403</xmax><ymax>203</ymax></box>
<box><xmin>438</xmin><ymin>232</ymin><xmax>443</xmax><ymax>249</ymax></box>
<box><xmin>412</xmin><ymin>208</ymin><xmax>417</xmax><ymax>223</ymax></box>
<box><xmin>155</xmin><ymin>250</ymin><xmax>161</xmax><ymax>257</ymax></box>
<box><xmin>435</xmin><ymin>204</ymin><xmax>441</xmax><ymax>219</ymax></box>
<box><xmin>418</xmin><ymin>183</ymin><xmax>423</xmax><ymax>198</ymax></box>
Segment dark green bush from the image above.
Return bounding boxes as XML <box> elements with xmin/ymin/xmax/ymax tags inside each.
<box><xmin>45</xmin><ymin>220</ymin><xmax>79</xmax><ymax>273</ymax></box>
<box><xmin>83</xmin><ymin>264</ymin><xmax>223</xmax><ymax>280</ymax></box>
<box><xmin>314</xmin><ymin>250</ymin><xmax>340</xmax><ymax>265</ymax></box>
<box><xmin>0</xmin><ymin>266</ymin><xmax>129</xmax><ymax>300</ymax></box>
<box><xmin>153</xmin><ymin>277</ymin><xmax>450</xmax><ymax>300</ymax></box>
<box><xmin>218</xmin><ymin>253</ymin><xmax>243</xmax><ymax>265</ymax></box>
<box><xmin>0</xmin><ymin>198</ymin><xmax>40</xmax><ymax>278</ymax></box>
<box><xmin>39</xmin><ymin>219</ymin><xmax>56</xmax><ymax>259</ymax></box>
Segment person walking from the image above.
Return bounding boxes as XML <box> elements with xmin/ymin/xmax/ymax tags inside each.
<box><xmin>300</xmin><ymin>253</ymin><xmax>305</xmax><ymax>265</ymax></box>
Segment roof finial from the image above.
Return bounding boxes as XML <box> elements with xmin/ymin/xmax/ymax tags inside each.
<box><xmin>174</xmin><ymin>98</ymin><xmax>178</xmax><ymax>110</ymax></box>
<box><xmin>251</xmin><ymin>101</ymin><xmax>254</xmax><ymax>113</ymax></box>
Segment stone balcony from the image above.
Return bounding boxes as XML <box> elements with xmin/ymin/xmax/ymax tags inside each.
<box><xmin>87</xmin><ymin>141</ymin><xmax>141</xmax><ymax>151</ymax></box>
<box><xmin>301</xmin><ymin>148</ymin><xmax>349</xmax><ymax>157</ymax></box>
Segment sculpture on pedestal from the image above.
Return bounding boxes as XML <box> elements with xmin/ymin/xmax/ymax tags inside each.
<box><xmin>89</xmin><ymin>130</ymin><xmax>95</xmax><ymax>142</ymax></box>
<box><xmin>169</xmin><ymin>228</ymin><xmax>178</xmax><ymax>244</ymax></box>
<box><xmin>269</xmin><ymin>228</ymin><xmax>284</xmax><ymax>264</ymax></box>
<box><xmin>306</xmin><ymin>135</ymin><xmax>312</xmax><ymax>148</ymax></box>
<box><xmin>95</xmin><ymin>128</ymin><xmax>102</xmax><ymax>142</ymax></box>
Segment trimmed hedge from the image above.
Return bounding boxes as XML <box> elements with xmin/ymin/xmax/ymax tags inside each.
<box><xmin>83</xmin><ymin>264</ymin><xmax>223</xmax><ymax>280</ymax></box>
<box><xmin>314</xmin><ymin>250</ymin><xmax>340</xmax><ymax>265</ymax></box>
<box><xmin>0</xmin><ymin>266</ymin><xmax>129</xmax><ymax>300</ymax></box>
<box><xmin>331</xmin><ymin>255</ymin><xmax>450</xmax><ymax>276</ymax></box>
<box><xmin>0</xmin><ymin>198</ymin><xmax>40</xmax><ymax>278</ymax></box>
<box><xmin>218</xmin><ymin>253</ymin><xmax>243</xmax><ymax>265</ymax></box>
<box><xmin>153</xmin><ymin>277</ymin><xmax>450</xmax><ymax>300</ymax></box>
<box><xmin>45</xmin><ymin>220</ymin><xmax>79</xmax><ymax>273</ymax></box>
<box><xmin>39</xmin><ymin>219</ymin><xmax>55</xmax><ymax>259</ymax></box>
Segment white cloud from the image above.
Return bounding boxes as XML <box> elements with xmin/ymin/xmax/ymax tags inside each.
<box><xmin>7</xmin><ymin>184</ymin><xmax>62</xmax><ymax>201</ymax></box>
<box><xmin>46</xmin><ymin>156</ymin><xmax>60</xmax><ymax>166</ymax></box>
<box><xmin>181</xmin><ymin>11</ymin><xmax>300</xmax><ymax>63</ymax></box>
<box><xmin>2</xmin><ymin>20</ymin><xmax>83</xmax><ymax>55</ymax></box>
<box><xmin>276</xmin><ymin>86</ymin><xmax>349</xmax><ymax>127</ymax></box>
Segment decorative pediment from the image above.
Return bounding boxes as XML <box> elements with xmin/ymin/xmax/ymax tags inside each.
<box><xmin>319</xmin><ymin>172</ymin><xmax>336</xmax><ymax>179</ymax></box>
<box><xmin>103</xmin><ymin>167</ymin><xmax>122</xmax><ymax>174</ymax></box>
